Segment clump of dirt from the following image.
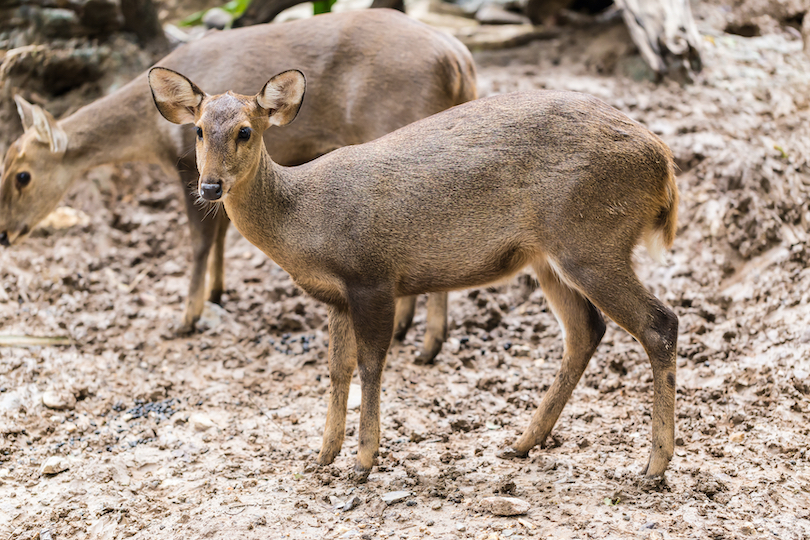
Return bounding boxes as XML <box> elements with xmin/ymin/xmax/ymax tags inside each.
<box><xmin>1</xmin><ymin>1</ymin><xmax>810</xmax><ymax>539</ymax></box>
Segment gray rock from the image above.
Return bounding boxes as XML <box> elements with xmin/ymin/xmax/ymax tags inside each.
<box><xmin>42</xmin><ymin>390</ymin><xmax>76</xmax><ymax>410</ymax></box>
<box><xmin>342</xmin><ymin>496</ymin><xmax>361</xmax><ymax>511</ymax></box>
<box><xmin>0</xmin><ymin>392</ymin><xmax>22</xmax><ymax>412</ymax></box>
<box><xmin>479</xmin><ymin>496</ymin><xmax>530</xmax><ymax>516</ymax></box>
<box><xmin>381</xmin><ymin>490</ymin><xmax>411</xmax><ymax>505</ymax></box>
<box><xmin>196</xmin><ymin>302</ymin><xmax>228</xmax><ymax>331</ymax></box>
<box><xmin>475</xmin><ymin>4</ymin><xmax>531</xmax><ymax>25</ymax></box>
<box><xmin>347</xmin><ymin>384</ymin><xmax>362</xmax><ymax>410</ymax></box>
<box><xmin>37</xmin><ymin>8</ymin><xmax>83</xmax><ymax>39</ymax></box>
<box><xmin>203</xmin><ymin>8</ymin><xmax>233</xmax><ymax>30</ymax></box>
<box><xmin>188</xmin><ymin>412</ymin><xmax>216</xmax><ymax>431</ymax></box>
<box><xmin>40</xmin><ymin>456</ymin><xmax>70</xmax><ymax>475</ymax></box>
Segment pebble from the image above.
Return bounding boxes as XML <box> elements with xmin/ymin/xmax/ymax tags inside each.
<box><xmin>40</xmin><ymin>456</ymin><xmax>69</xmax><ymax>475</ymax></box>
<box><xmin>347</xmin><ymin>384</ymin><xmax>362</xmax><ymax>410</ymax></box>
<box><xmin>0</xmin><ymin>392</ymin><xmax>22</xmax><ymax>412</ymax></box>
<box><xmin>188</xmin><ymin>412</ymin><xmax>216</xmax><ymax>431</ymax></box>
<box><xmin>479</xmin><ymin>496</ymin><xmax>531</xmax><ymax>516</ymax></box>
<box><xmin>729</xmin><ymin>432</ymin><xmax>745</xmax><ymax>443</ymax></box>
<box><xmin>196</xmin><ymin>302</ymin><xmax>227</xmax><ymax>331</ymax></box>
<box><xmin>381</xmin><ymin>491</ymin><xmax>411</xmax><ymax>505</ymax></box>
<box><xmin>343</xmin><ymin>496</ymin><xmax>361</xmax><ymax>512</ymax></box>
<box><xmin>475</xmin><ymin>3</ymin><xmax>531</xmax><ymax>25</ymax></box>
<box><xmin>42</xmin><ymin>390</ymin><xmax>76</xmax><ymax>411</ymax></box>
<box><xmin>203</xmin><ymin>7</ymin><xmax>233</xmax><ymax>29</ymax></box>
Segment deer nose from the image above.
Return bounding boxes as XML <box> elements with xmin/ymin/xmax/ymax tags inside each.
<box><xmin>0</xmin><ymin>232</ymin><xmax>9</xmax><ymax>247</ymax></box>
<box><xmin>200</xmin><ymin>182</ymin><xmax>223</xmax><ymax>201</ymax></box>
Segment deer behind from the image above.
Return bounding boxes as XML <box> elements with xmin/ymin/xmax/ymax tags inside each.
<box><xmin>0</xmin><ymin>9</ymin><xmax>476</xmax><ymax>362</ymax></box>
<box><xmin>148</xmin><ymin>69</ymin><xmax>679</xmax><ymax>482</ymax></box>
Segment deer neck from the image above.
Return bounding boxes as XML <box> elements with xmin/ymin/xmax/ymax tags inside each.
<box><xmin>224</xmin><ymin>148</ymin><xmax>293</xmax><ymax>256</ymax></box>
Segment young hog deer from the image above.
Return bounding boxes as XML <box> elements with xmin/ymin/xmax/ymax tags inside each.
<box><xmin>148</xmin><ymin>68</ymin><xmax>680</xmax><ymax>481</ymax></box>
<box><xmin>0</xmin><ymin>10</ymin><xmax>474</xmax><ymax>363</ymax></box>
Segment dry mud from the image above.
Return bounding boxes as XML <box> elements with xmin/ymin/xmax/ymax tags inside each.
<box><xmin>1</xmin><ymin>4</ymin><xmax>810</xmax><ymax>540</ymax></box>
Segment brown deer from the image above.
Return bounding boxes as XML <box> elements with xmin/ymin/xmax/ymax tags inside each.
<box><xmin>149</xmin><ymin>68</ymin><xmax>680</xmax><ymax>482</ymax></box>
<box><xmin>0</xmin><ymin>10</ymin><xmax>476</xmax><ymax>363</ymax></box>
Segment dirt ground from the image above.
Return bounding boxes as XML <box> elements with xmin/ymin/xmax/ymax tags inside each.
<box><xmin>2</xmin><ymin>2</ymin><xmax>810</xmax><ymax>539</ymax></box>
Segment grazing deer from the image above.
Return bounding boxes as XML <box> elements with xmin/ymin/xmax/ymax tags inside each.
<box><xmin>149</xmin><ymin>68</ymin><xmax>679</xmax><ymax>481</ymax></box>
<box><xmin>0</xmin><ymin>10</ymin><xmax>476</xmax><ymax>362</ymax></box>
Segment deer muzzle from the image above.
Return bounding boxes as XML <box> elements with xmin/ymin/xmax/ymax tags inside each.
<box><xmin>200</xmin><ymin>182</ymin><xmax>223</xmax><ymax>202</ymax></box>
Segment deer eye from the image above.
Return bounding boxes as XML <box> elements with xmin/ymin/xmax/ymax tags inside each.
<box><xmin>196</xmin><ymin>126</ymin><xmax>203</xmax><ymax>139</ymax></box>
<box><xmin>237</xmin><ymin>127</ymin><xmax>251</xmax><ymax>141</ymax></box>
<box><xmin>16</xmin><ymin>172</ymin><xmax>31</xmax><ymax>188</ymax></box>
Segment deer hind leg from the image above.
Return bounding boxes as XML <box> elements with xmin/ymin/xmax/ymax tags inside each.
<box><xmin>206</xmin><ymin>211</ymin><xmax>230</xmax><ymax>305</ymax></box>
<box><xmin>503</xmin><ymin>260</ymin><xmax>605</xmax><ymax>459</ymax></box>
<box><xmin>317</xmin><ymin>305</ymin><xmax>358</xmax><ymax>466</ymax></box>
<box><xmin>415</xmin><ymin>292</ymin><xmax>449</xmax><ymax>365</ymax></box>
<box><xmin>393</xmin><ymin>296</ymin><xmax>417</xmax><ymax>341</ymax></box>
<box><xmin>178</xmin><ymin>169</ymin><xmax>218</xmax><ymax>333</ymax></box>
<box><xmin>554</xmin><ymin>255</ymin><xmax>678</xmax><ymax>478</ymax></box>
<box><xmin>347</xmin><ymin>286</ymin><xmax>396</xmax><ymax>482</ymax></box>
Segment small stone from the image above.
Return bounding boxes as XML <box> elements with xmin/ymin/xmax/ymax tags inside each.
<box><xmin>430</xmin><ymin>500</ymin><xmax>442</xmax><ymax>510</ymax></box>
<box><xmin>39</xmin><ymin>206</ymin><xmax>90</xmax><ymax>230</ymax></box>
<box><xmin>381</xmin><ymin>491</ymin><xmax>411</xmax><ymax>505</ymax></box>
<box><xmin>64</xmin><ymin>422</ymin><xmax>77</xmax><ymax>433</ymax></box>
<box><xmin>475</xmin><ymin>4</ymin><xmax>531</xmax><ymax>25</ymax></box>
<box><xmin>188</xmin><ymin>412</ymin><xmax>216</xmax><ymax>431</ymax></box>
<box><xmin>456</xmin><ymin>523</ymin><xmax>467</xmax><ymax>532</ymax></box>
<box><xmin>729</xmin><ymin>432</ymin><xmax>745</xmax><ymax>443</ymax></box>
<box><xmin>343</xmin><ymin>496</ymin><xmax>361</xmax><ymax>512</ymax></box>
<box><xmin>203</xmin><ymin>7</ymin><xmax>233</xmax><ymax>29</ymax></box>
<box><xmin>196</xmin><ymin>302</ymin><xmax>228</xmax><ymax>331</ymax></box>
<box><xmin>0</xmin><ymin>392</ymin><xmax>22</xmax><ymax>412</ymax></box>
<box><xmin>42</xmin><ymin>390</ymin><xmax>76</xmax><ymax>411</ymax></box>
<box><xmin>479</xmin><ymin>496</ymin><xmax>530</xmax><ymax>516</ymax></box>
<box><xmin>39</xmin><ymin>529</ymin><xmax>54</xmax><ymax>540</ymax></box>
<box><xmin>347</xmin><ymin>384</ymin><xmax>362</xmax><ymax>410</ymax></box>
<box><xmin>40</xmin><ymin>456</ymin><xmax>69</xmax><ymax>475</ymax></box>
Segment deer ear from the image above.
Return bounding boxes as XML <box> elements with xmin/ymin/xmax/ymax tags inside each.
<box><xmin>148</xmin><ymin>67</ymin><xmax>206</xmax><ymax>125</ymax></box>
<box><xmin>256</xmin><ymin>70</ymin><xmax>306</xmax><ymax>127</ymax></box>
<box><xmin>14</xmin><ymin>95</ymin><xmax>36</xmax><ymax>132</ymax></box>
<box><xmin>31</xmin><ymin>105</ymin><xmax>68</xmax><ymax>154</ymax></box>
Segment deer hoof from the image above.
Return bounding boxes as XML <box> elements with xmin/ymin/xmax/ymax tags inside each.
<box><xmin>497</xmin><ymin>446</ymin><xmax>529</xmax><ymax>460</ymax></box>
<box><xmin>349</xmin><ymin>463</ymin><xmax>371</xmax><ymax>484</ymax></box>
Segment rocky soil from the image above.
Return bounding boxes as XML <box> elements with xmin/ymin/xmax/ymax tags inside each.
<box><xmin>1</xmin><ymin>1</ymin><xmax>810</xmax><ymax>539</ymax></box>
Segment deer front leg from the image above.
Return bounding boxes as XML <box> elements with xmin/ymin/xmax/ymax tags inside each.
<box><xmin>178</xmin><ymin>168</ymin><xmax>218</xmax><ymax>334</ymax></box>
<box><xmin>206</xmin><ymin>211</ymin><xmax>231</xmax><ymax>305</ymax></box>
<box><xmin>317</xmin><ymin>305</ymin><xmax>358</xmax><ymax>466</ymax></box>
<box><xmin>348</xmin><ymin>286</ymin><xmax>396</xmax><ymax>482</ymax></box>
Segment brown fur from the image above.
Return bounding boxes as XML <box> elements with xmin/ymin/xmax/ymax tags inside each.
<box><xmin>0</xmin><ymin>10</ymin><xmax>476</xmax><ymax>361</ymax></box>
<box><xmin>150</xmin><ymin>70</ymin><xmax>680</xmax><ymax>482</ymax></box>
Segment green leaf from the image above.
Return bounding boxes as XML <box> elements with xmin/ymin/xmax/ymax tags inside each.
<box><xmin>313</xmin><ymin>0</ymin><xmax>337</xmax><ymax>15</ymax></box>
